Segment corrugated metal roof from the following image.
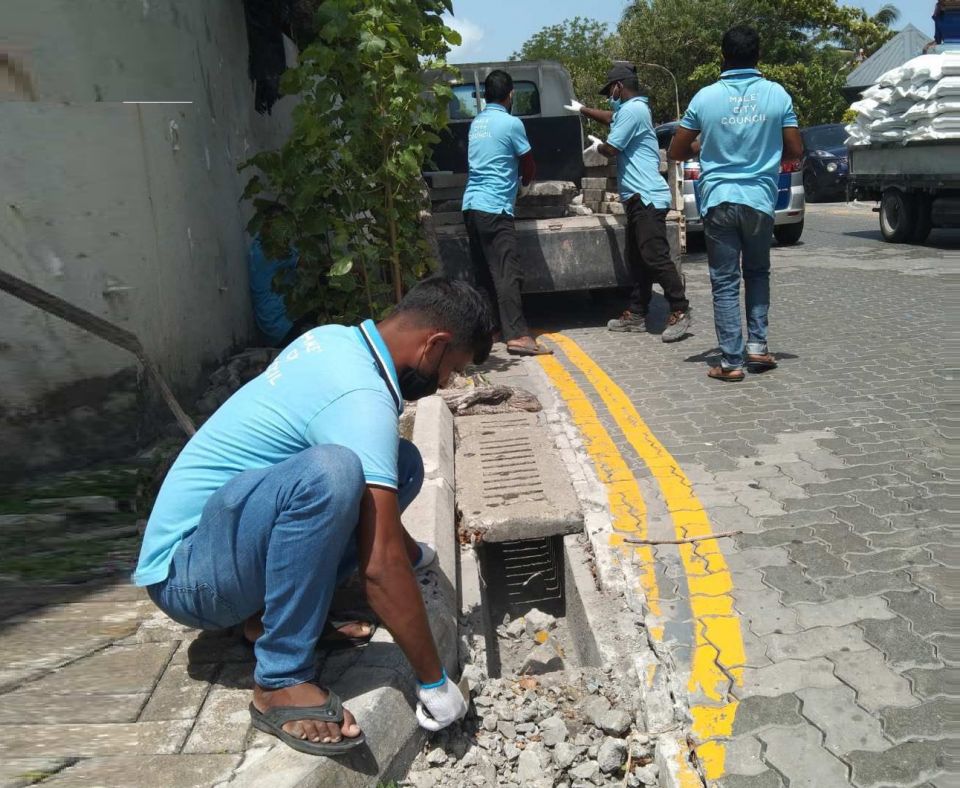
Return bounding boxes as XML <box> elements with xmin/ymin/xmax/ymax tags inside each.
<box><xmin>845</xmin><ymin>24</ymin><xmax>934</xmax><ymax>89</ymax></box>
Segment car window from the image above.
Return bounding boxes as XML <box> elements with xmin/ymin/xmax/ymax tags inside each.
<box><xmin>448</xmin><ymin>80</ymin><xmax>541</xmax><ymax>120</ymax></box>
<box><xmin>802</xmin><ymin>125</ymin><xmax>847</xmax><ymax>151</ymax></box>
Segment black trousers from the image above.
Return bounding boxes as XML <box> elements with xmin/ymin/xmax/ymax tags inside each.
<box><xmin>624</xmin><ymin>198</ymin><xmax>688</xmax><ymax>314</ymax></box>
<box><xmin>463</xmin><ymin>209</ymin><xmax>530</xmax><ymax>341</ymax></box>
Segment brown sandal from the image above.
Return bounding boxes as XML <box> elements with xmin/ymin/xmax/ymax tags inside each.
<box><xmin>506</xmin><ymin>341</ymin><xmax>553</xmax><ymax>356</ymax></box>
<box><xmin>708</xmin><ymin>366</ymin><xmax>745</xmax><ymax>382</ymax></box>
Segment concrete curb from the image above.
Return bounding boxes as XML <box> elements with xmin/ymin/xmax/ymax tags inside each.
<box><xmin>224</xmin><ymin>395</ymin><xmax>458</xmax><ymax>787</ymax></box>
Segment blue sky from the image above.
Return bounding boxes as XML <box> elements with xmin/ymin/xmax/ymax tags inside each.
<box><xmin>444</xmin><ymin>1</ymin><xmax>935</xmax><ymax>62</ymax></box>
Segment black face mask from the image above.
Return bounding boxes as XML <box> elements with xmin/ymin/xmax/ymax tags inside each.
<box><xmin>399</xmin><ymin>343</ymin><xmax>447</xmax><ymax>401</ymax></box>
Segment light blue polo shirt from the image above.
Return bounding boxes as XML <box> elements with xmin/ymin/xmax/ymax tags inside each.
<box><xmin>461</xmin><ymin>103</ymin><xmax>532</xmax><ymax>216</ymax></box>
<box><xmin>606</xmin><ymin>96</ymin><xmax>671</xmax><ymax>209</ymax></box>
<box><xmin>247</xmin><ymin>237</ymin><xmax>297</xmax><ymax>345</ymax></box>
<box><xmin>133</xmin><ymin>320</ymin><xmax>402</xmax><ymax>587</ymax></box>
<box><xmin>680</xmin><ymin>69</ymin><xmax>798</xmax><ymax>217</ymax></box>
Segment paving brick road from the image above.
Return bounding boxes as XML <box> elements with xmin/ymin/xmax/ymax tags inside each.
<box><xmin>529</xmin><ymin>203</ymin><xmax>956</xmax><ymax>787</ymax></box>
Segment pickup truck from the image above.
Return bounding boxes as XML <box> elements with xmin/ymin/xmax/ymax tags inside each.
<box><xmin>424</xmin><ymin>60</ymin><xmax>684</xmax><ymax>293</ymax></box>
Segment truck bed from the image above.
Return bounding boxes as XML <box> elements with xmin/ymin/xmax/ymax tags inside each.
<box><xmin>436</xmin><ymin>214</ymin><xmax>682</xmax><ymax>294</ymax></box>
<box><xmin>850</xmin><ymin>142</ymin><xmax>960</xmax><ymax>183</ymax></box>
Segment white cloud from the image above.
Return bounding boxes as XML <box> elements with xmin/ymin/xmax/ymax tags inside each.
<box><xmin>443</xmin><ymin>14</ymin><xmax>485</xmax><ymax>62</ymax></box>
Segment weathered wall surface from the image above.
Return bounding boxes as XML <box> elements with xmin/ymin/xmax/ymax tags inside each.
<box><xmin>0</xmin><ymin>0</ymin><xmax>293</xmax><ymax>472</ymax></box>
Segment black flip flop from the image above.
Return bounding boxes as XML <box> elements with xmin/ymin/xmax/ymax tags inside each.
<box><xmin>249</xmin><ymin>689</ymin><xmax>365</xmax><ymax>756</ymax></box>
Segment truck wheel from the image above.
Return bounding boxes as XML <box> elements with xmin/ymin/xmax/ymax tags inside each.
<box><xmin>879</xmin><ymin>189</ymin><xmax>916</xmax><ymax>243</ymax></box>
<box><xmin>908</xmin><ymin>196</ymin><xmax>933</xmax><ymax>244</ymax></box>
<box><xmin>774</xmin><ymin>221</ymin><xmax>804</xmax><ymax>245</ymax></box>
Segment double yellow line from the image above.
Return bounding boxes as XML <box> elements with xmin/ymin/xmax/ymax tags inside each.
<box><xmin>539</xmin><ymin>332</ymin><xmax>746</xmax><ymax>782</ymax></box>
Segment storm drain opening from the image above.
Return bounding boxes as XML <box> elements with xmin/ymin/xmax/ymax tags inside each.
<box><xmin>470</xmin><ymin>534</ymin><xmax>602</xmax><ymax>680</ymax></box>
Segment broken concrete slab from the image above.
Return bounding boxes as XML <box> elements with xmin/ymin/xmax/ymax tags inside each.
<box><xmin>457</xmin><ymin>412</ymin><xmax>582</xmax><ymax>543</ymax></box>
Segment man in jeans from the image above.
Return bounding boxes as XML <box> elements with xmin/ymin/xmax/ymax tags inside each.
<box><xmin>669</xmin><ymin>26</ymin><xmax>803</xmax><ymax>381</ymax></box>
<box><xmin>134</xmin><ymin>278</ymin><xmax>490</xmax><ymax>754</ymax></box>
<box><xmin>462</xmin><ymin>69</ymin><xmax>551</xmax><ymax>356</ymax></box>
<box><xmin>588</xmin><ymin>63</ymin><xmax>691</xmax><ymax>342</ymax></box>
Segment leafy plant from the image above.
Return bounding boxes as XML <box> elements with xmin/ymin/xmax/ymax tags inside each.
<box><xmin>513</xmin><ymin>1</ymin><xmax>898</xmax><ymax>127</ymax></box>
<box><xmin>242</xmin><ymin>0</ymin><xmax>461</xmax><ymax>324</ymax></box>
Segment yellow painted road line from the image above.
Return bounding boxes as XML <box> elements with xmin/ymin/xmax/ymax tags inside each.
<box><xmin>538</xmin><ymin>355</ymin><xmax>663</xmax><ymax>641</ymax></box>
<box><xmin>543</xmin><ymin>333</ymin><xmax>746</xmax><ymax>782</ymax></box>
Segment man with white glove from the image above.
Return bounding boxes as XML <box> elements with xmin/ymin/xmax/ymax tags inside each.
<box><xmin>416</xmin><ymin>669</ymin><xmax>469</xmax><ymax>731</ymax></box>
<box><xmin>565</xmin><ymin>96</ymin><xmax>615</xmax><ymax>127</ymax></box>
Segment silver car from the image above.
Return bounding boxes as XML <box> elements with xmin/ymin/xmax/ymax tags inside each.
<box><xmin>656</xmin><ymin>122</ymin><xmax>806</xmax><ymax>245</ymax></box>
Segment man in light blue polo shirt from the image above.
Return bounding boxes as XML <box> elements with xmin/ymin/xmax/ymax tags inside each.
<box><xmin>590</xmin><ymin>63</ymin><xmax>692</xmax><ymax>343</ymax></box>
<box><xmin>461</xmin><ymin>69</ymin><xmax>550</xmax><ymax>356</ymax></box>
<box><xmin>670</xmin><ymin>25</ymin><xmax>803</xmax><ymax>381</ymax></box>
<box><xmin>135</xmin><ymin>278</ymin><xmax>492</xmax><ymax>754</ymax></box>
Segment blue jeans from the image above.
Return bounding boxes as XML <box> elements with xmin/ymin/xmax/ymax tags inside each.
<box><xmin>703</xmin><ymin>203</ymin><xmax>775</xmax><ymax>370</ymax></box>
<box><xmin>147</xmin><ymin>439</ymin><xmax>424</xmax><ymax>689</ymax></box>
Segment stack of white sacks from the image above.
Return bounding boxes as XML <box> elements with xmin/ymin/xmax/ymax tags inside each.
<box><xmin>846</xmin><ymin>52</ymin><xmax>960</xmax><ymax>146</ymax></box>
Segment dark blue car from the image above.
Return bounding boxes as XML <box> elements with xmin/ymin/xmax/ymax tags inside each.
<box><xmin>801</xmin><ymin>124</ymin><xmax>849</xmax><ymax>202</ymax></box>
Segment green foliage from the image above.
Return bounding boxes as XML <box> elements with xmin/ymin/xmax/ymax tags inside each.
<box><xmin>511</xmin><ymin>17</ymin><xmax>612</xmax><ymax>107</ymax></box>
<box><xmin>242</xmin><ymin>0</ymin><xmax>459</xmax><ymax>324</ymax></box>
<box><xmin>514</xmin><ymin>1</ymin><xmax>898</xmax><ymax>128</ymax></box>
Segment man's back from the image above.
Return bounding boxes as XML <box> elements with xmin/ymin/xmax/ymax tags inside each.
<box><xmin>461</xmin><ymin>103</ymin><xmax>531</xmax><ymax>216</ymax></box>
<box><xmin>133</xmin><ymin>321</ymin><xmax>400</xmax><ymax>586</ymax></box>
<box><xmin>681</xmin><ymin>69</ymin><xmax>797</xmax><ymax>216</ymax></box>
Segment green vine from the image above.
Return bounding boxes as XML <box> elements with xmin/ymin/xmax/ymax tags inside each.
<box><xmin>241</xmin><ymin>0</ymin><xmax>460</xmax><ymax>324</ymax></box>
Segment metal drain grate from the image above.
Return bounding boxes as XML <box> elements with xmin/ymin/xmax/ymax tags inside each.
<box><xmin>482</xmin><ymin>536</ymin><xmax>565</xmax><ymax>618</ymax></box>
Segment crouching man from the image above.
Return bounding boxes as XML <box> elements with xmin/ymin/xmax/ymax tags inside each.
<box><xmin>133</xmin><ymin>277</ymin><xmax>493</xmax><ymax>754</ymax></box>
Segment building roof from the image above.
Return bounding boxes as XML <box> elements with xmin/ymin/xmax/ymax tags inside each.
<box><xmin>845</xmin><ymin>24</ymin><xmax>934</xmax><ymax>90</ymax></box>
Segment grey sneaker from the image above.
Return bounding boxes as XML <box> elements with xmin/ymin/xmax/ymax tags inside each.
<box><xmin>661</xmin><ymin>309</ymin><xmax>692</xmax><ymax>343</ymax></box>
<box><xmin>607</xmin><ymin>311</ymin><xmax>647</xmax><ymax>332</ymax></box>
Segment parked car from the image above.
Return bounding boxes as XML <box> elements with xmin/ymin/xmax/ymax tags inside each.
<box><xmin>655</xmin><ymin>122</ymin><xmax>806</xmax><ymax>245</ymax></box>
<box><xmin>800</xmin><ymin>124</ymin><xmax>849</xmax><ymax>202</ymax></box>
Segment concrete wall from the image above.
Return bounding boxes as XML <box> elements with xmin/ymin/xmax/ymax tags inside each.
<box><xmin>0</xmin><ymin>0</ymin><xmax>293</xmax><ymax>471</ymax></box>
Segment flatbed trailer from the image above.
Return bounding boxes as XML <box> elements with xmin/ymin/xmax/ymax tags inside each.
<box><xmin>848</xmin><ymin>141</ymin><xmax>960</xmax><ymax>243</ymax></box>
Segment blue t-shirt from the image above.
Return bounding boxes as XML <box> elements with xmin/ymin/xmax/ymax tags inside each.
<box><xmin>606</xmin><ymin>96</ymin><xmax>672</xmax><ymax>209</ymax></box>
<box><xmin>133</xmin><ymin>320</ymin><xmax>402</xmax><ymax>587</ymax></box>
<box><xmin>461</xmin><ymin>103</ymin><xmax>532</xmax><ymax>216</ymax></box>
<box><xmin>680</xmin><ymin>69</ymin><xmax>798</xmax><ymax>217</ymax></box>
<box><xmin>247</xmin><ymin>237</ymin><xmax>297</xmax><ymax>345</ymax></box>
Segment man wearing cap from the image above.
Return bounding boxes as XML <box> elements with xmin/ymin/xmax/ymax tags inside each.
<box><xmin>668</xmin><ymin>26</ymin><xmax>802</xmax><ymax>381</ymax></box>
<box><xmin>462</xmin><ymin>69</ymin><xmax>551</xmax><ymax>357</ymax></box>
<box><xmin>574</xmin><ymin>64</ymin><xmax>691</xmax><ymax>341</ymax></box>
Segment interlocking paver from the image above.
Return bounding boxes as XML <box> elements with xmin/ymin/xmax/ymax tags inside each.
<box><xmin>843</xmin><ymin>546</ymin><xmax>934</xmax><ymax>574</ymax></box>
<box><xmin>733</xmin><ymin>589</ymin><xmax>802</xmax><ymax>636</ymax></box>
<box><xmin>846</xmin><ymin>741</ymin><xmax>946</xmax><ymax>787</ymax></box>
<box><xmin>719</xmin><ymin>734</ymin><xmax>767</xmax><ymax>776</ymax></box>
<box><xmin>759</xmin><ymin>565</ymin><xmax>825</xmax><ymax>604</ymax></box>
<box><xmin>819</xmin><ymin>571</ymin><xmax>914</xmax><ymax>600</ymax></box>
<box><xmin>731</xmin><ymin>694</ymin><xmax>804</xmax><ymax>735</ymax></box>
<box><xmin>859</xmin><ymin>617</ymin><xmax>941</xmax><ymax>668</ymax></box>
<box><xmin>830</xmin><ymin>649</ymin><xmax>918</xmax><ymax>712</ymax></box>
<box><xmin>735</xmin><ymin>658</ymin><xmax>841</xmax><ymax>699</ymax></box>
<box><xmin>785</xmin><ymin>541</ymin><xmax>850</xmax><ymax>578</ymax></box>
<box><xmin>794</xmin><ymin>597</ymin><xmax>895</xmax><ymax>629</ymax></box>
<box><xmin>882</xmin><ymin>589</ymin><xmax>949</xmax><ymax>636</ymax></box>
<box><xmin>904</xmin><ymin>667</ymin><xmax>956</xmax><ymax>700</ymax></box>
<box><xmin>796</xmin><ymin>686</ymin><xmax>888</xmax><ymax>756</ymax></box>
<box><xmin>763</xmin><ymin>625</ymin><xmax>870</xmax><ymax>662</ymax></box>
<box><xmin>720</xmin><ymin>771</ymin><xmax>785</xmax><ymax>787</ymax></box>
<box><xmin>758</xmin><ymin>724</ymin><xmax>850</xmax><ymax>787</ymax></box>
<box><xmin>879</xmin><ymin>698</ymin><xmax>950</xmax><ymax>742</ymax></box>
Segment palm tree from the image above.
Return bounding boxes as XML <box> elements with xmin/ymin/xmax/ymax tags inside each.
<box><xmin>871</xmin><ymin>4</ymin><xmax>901</xmax><ymax>29</ymax></box>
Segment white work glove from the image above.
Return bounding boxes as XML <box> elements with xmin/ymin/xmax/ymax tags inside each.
<box><xmin>416</xmin><ymin>670</ymin><xmax>468</xmax><ymax>731</ymax></box>
<box><xmin>583</xmin><ymin>134</ymin><xmax>604</xmax><ymax>155</ymax></box>
<box><xmin>564</xmin><ymin>98</ymin><xmax>584</xmax><ymax>113</ymax></box>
